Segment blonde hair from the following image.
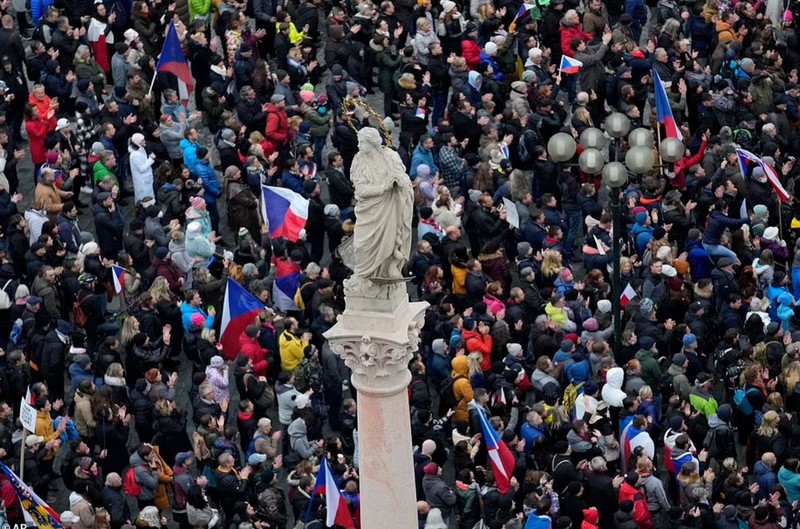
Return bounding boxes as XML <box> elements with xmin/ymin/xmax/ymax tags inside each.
<box><xmin>639</xmin><ymin>385</ymin><xmax>653</xmax><ymax>400</ymax></box>
<box><xmin>541</xmin><ymin>250</ymin><xmax>563</xmax><ymax>279</ymax></box>
<box><xmin>757</xmin><ymin>410</ymin><xmax>780</xmax><ymax>437</ymax></box>
<box><xmin>120</xmin><ymin>317</ymin><xmax>139</xmax><ymax>348</ymax></box>
<box><xmin>467</xmin><ymin>352</ymin><xmax>482</xmax><ymax>378</ymax></box>
<box><xmin>784</xmin><ymin>361</ymin><xmax>800</xmax><ymax>394</ymax></box>
<box><xmin>201</xmin><ymin>328</ymin><xmax>216</xmax><ymax>342</ymax></box>
<box><xmin>149</xmin><ymin>277</ymin><xmax>172</xmax><ymax>302</ymax></box>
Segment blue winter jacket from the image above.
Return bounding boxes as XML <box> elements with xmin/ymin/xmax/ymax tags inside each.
<box><xmin>195</xmin><ymin>160</ymin><xmax>222</xmax><ymax>204</ymax></box>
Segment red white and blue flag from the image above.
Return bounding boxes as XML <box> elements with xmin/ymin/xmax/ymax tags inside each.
<box><xmin>220</xmin><ymin>278</ymin><xmax>265</xmax><ymax>358</ymax></box>
<box><xmin>736</xmin><ymin>148</ymin><xmax>761</xmax><ymax>179</ymax></box>
<box><xmin>736</xmin><ymin>148</ymin><xmax>790</xmax><ymax>202</ymax></box>
<box><xmin>273</xmin><ymin>257</ymin><xmax>302</xmax><ymax>312</ymax></box>
<box><xmin>652</xmin><ymin>69</ymin><xmax>682</xmax><ymax>141</ymax></box>
<box><xmin>476</xmin><ymin>406</ymin><xmax>516</xmax><ymax>493</ymax></box>
<box><xmin>261</xmin><ymin>185</ymin><xmax>309</xmax><ymax>242</ymax></box>
<box><xmin>0</xmin><ymin>461</ymin><xmax>62</xmax><ymax>528</ymax></box>
<box><xmin>516</xmin><ymin>3</ymin><xmax>535</xmax><ymax>18</ymax></box>
<box><xmin>307</xmin><ymin>457</ymin><xmax>355</xmax><ymax>528</ymax></box>
<box><xmin>559</xmin><ymin>55</ymin><xmax>583</xmax><ymax>74</ymax></box>
<box><xmin>157</xmin><ymin>21</ymin><xmax>194</xmax><ymax>102</ymax></box>
<box><xmin>111</xmin><ymin>265</ymin><xmax>126</xmax><ymax>295</ymax></box>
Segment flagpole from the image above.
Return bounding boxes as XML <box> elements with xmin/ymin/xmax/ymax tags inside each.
<box><xmin>19</xmin><ymin>427</ymin><xmax>26</xmax><ymax>481</ymax></box>
<box><xmin>655</xmin><ymin>118</ymin><xmax>663</xmax><ymax>177</ymax></box>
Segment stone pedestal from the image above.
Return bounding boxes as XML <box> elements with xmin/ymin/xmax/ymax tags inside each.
<box><xmin>324</xmin><ymin>291</ymin><xmax>427</xmax><ymax>529</ymax></box>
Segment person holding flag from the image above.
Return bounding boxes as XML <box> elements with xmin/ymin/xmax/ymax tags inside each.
<box><xmin>571</xmin><ymin>28</ymin><xmax>612</xmax><ymax>120</ymax></box>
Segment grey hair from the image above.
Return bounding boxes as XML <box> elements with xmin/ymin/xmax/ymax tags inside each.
<box><xmin>590</xmin><ymin>456</ymin><xmax>606</xmax><ymax>471</ymax></box>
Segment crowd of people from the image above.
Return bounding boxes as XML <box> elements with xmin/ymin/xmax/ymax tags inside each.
<box><xmin>0</xmin><ymin>0</ymin><xmax>799</xmax><ymax>527</ymax></box>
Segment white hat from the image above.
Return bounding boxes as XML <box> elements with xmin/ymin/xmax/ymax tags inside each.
<box><xmin>124</xmin><ymin>28</ymin><xmax>139</xmax><ymax>44</ymax></box>
<box><xmin>506</xmin><ymin>343</ymin><xmax>523</xmax><ymax>357</ymax></box>
<box><xmin>597</xmin><ymin>299</ymin><xmax>612</xmax><ymax>313</ymax></box>
<box><xmin>662</xmin><ymin>264</ymin><xmax>677</xmax><ymax>277</ymax></box>
<box><xmin>25</xmin><ymin>434</ymin><xmax>44</xmax><ymax>448</ymax></box>
<box><xmin>441</xmin><ymin>0</ymin><xmax>456</xmax><ymax>13</ymax></box>
<box><xmin>55</xmin><ymin>118</ymin><xmax>70</xmax><ymax>131</ymax></box>
<box><xmin>187</xmin><ymin>221</ymin><xmax>202</xmax><ymax>234</ymax></box>
<box><xmin>484</xmin><ymin>42</ymin><xmax>497</xmax><ymax>56</ymax></box>
<box><xmin>210</xmin><ymin>356</ymin><xmax>225</xmax><ymax>368</ymax></box>
<box><xmin>763</xmin><ymin>226</ymin><xmax>780</xmax><ymax>241</ymax></box>
<box><xmin>295</xmin><ymin>393</ymin><xmax>310</xmax><ymax>408</ymax></box>
<box><xmin>131</xmin><ymin>133</ymin><xmax>146</xmax><ymax>147</ymax></box>
<box><xmin>80</xmin><ymin>242</ymin><xmax>99</xmax><ymax>255</ymax></box>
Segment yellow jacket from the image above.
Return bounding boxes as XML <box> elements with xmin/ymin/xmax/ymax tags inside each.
<box><xmin>280</xmin><ymin>331</ymin><xmax>308</xmax><ymax>372</ymax></box>
<box><xmin>276</xmin><ymin>21</ymin><xmax>305</xmax><ymax>44</ymax></box>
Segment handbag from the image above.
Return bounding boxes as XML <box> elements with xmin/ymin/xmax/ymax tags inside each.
<box><xmin>0</xmin><ymin>279</ymin><xmax>12</xmax><ymax>310</ymax></box>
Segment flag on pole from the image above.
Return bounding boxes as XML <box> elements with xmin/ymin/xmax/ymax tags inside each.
<box><xmin>763</xmin><ymin>160</ymin><xmax>791</xmax><ymax>203</ymax></box>
<box><xmin>559</xmin><ymin>55</ymin><xmax>583</xmax><ymax>74</ymax></box>
<box><xmin>593</xmin><ymin>235</ymin><xmax>606</xmax><ymax>256</ymax></box>
<box><xmin>620</xmin><ymin>283</ymin><xmax>637</xmax><ymax>308</ymax></box>
<box><xmin>0</xmin><ymin>461</ymin><xmax>63</xmax><ymax>528</ymax></box>
<box><xmin>308</xmin><ymin>457</ymin><xmax>356</xmax><ymax>528</ymax></box>
<box><xmin>652</xmin><ymin>69</ymin><xmax>683</xmax><ymax>141</ymax></box>
<box><xmin>515</xmin><ymin>2</ymin><xmax>535</xmax><ymax>18</ymax></box>
<box><xmin>736</xmin><ymin>148</ymin><xmax>761</xmax><ymax>179</ymax></box>
<box><xmin>736</xmin><ymin>148</ymin><xmax>790</xmax><ymax>203</ymax></box>
<box><xmin>111</xmin><ymin>265</ymin><xmax>126</xmax><ymax>295</ymax></box>
<box><xmin>261</xmin><ymin>185</ymin><xmax>310</xmax><ymax>242</ymax></box>
<box><xmin>476</xmin><ymin>406</ymin><xmax>516</xmax><ymax>493</ymax></box>
<box><xmin>220</xmin><ymin>278</ymin><xmax>266</xmax><ymax>359</ymax></box>
<box><xmin>740</xmin><ymin>200</ymin><xmax>748</xmax><ymax>220</ymax></box>
<box><xmin>157</xmin><ymin>21</ymin><xmax>194</xmax><ymax>102</ymax></box>
<box><xmin>273</xmin><ymin>256</ymin><xmax>302</xmax><ymax>311</ymax></box>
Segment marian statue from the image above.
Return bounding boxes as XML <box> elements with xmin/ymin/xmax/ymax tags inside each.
<box><xmin>344</xmin><ymin>127</ymin><xmax>414</xmax><ymax>299</ymax></box>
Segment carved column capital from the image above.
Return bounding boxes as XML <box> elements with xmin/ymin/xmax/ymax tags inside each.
<box><xmin>324</xmin><ymin>299</ymin><xmax>427</xmax><ymax>395</ymax></box>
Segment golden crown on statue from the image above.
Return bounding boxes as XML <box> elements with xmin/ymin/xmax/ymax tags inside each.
<box><xmin>341</xmin><ymin>95</ymin><xmax>393</xmax><ymax>149</ymax></box>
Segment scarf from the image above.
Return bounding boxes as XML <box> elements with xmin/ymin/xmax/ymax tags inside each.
<box><xmin>420</xmin><ymin>217</ymin><xmax>442</xmax><ymax>233</ymax></box>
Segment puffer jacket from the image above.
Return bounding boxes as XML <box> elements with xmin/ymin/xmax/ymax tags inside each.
<box><xmin>288</xmin><ymin>418</ymin><xmax>316</xmax><ymax>459</ymax></box>
<box><xmin>128</xmin><ymin>451</ymin><xmax>159</xmax><ymax>501</ymax></box>
<box><xmin>451</xmin><ymin>356</ymin><xmax>473</xmax><ymax>422</ymax></box>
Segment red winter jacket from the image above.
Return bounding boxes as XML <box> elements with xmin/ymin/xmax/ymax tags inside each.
<box><xmin>672</xmin><ymin>139</ymin><xmax>708</xmax><ymax>189</ymax></box>
<box><xmin>618</xmin><ymin>483</ymin><xmax>653</xmax><ymax>529</ymax></box>
<box><xmin>239</xmin><ymin>333</ymin><xmax>268</xmax><ymax>375</ymax></box>
<box><xmin>26</xmin><ymin>115</ymin><xmax>57</xmax><ymax>165</ymax></box>
<box><xmin>560</xmin><ymin>24</ymin><xmax>592</xmax><ymax>58</ymax></box>
<box><xmin>462</xmin><ymin>38</ymin><xmax>482</xmax><ymax>70</ymax></box>
<box><xmin>265</xmin><ymin>103</ymin><xmax>289</xmax><ymax>151</ymax></box>
<box><xmin>462</xmin><ymin>328</ymin><xmax>493</xmax><ymax>372</ymax></box>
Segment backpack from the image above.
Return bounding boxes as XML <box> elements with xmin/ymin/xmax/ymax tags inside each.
<box><xmin>437</xmin><ymin>375</ymin><xmax>466</xmax><ymax>417</ymax></box>
<box><xmin>562</xmin><ymin>381</ymin><xmax>584</xmax><ymax>418</ymax></box>
<box><xmin>8</xmin><ymin>318</ymin><xmax>23</xmax><ymax>348</ymax></box>
<box><xmin>408</xmin><ymin>378</ymin><xmax>428</xmax><ymax>409</ymax></box>
<box><xmin>73</xmin><ymin>294</ymin><xmax>89</xmax><ymax>328</ymax></box>
<box><xmin>244</xmin><ymin>373</ymin><xmax>274</xmax><ymax>411</ymax></box>
<box><xmin>294</xmin><ymin>359</ymin><xmax>313</xmax><ymax>393</ymax></box>
<box><xmin>124</xmin><ymin>466</ymin><xmax>143</xmax><ymax>497</ymax></box>
<box><xmin>733</xmin><ymin>386</ymin><xmax>760</xmax><ymax>416</ymax></box>
<box><xmin>658</xmin><ymin>371</ymin><xmax>675</xmax><ymax>398</ymax></box>
<box><xmin>518</xmin><ymin>129</ymin><xmax>537</xmax><ymax>162</ymax></box>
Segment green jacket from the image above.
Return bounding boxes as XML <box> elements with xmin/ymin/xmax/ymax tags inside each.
<box><xmin>93</xmin><ymin>160</ymin><xmax>118</xmax><ymax>186</ymax></box>
<box><xmin>689</xmin><ymin>386</ymin><xmax>718</xmax><ymax>418</ymax></box>
<box><xmin>634</xmin><ymin>347</ymin><xmax>662</xmax><ymax>392</ymax></box>
<box><xmin>304</xmin><ymin>108</ymin><xmax>331</xmax><ymax>138</ymax></box>
<box><xmin>189</xmin><ymin>0</ymin><xmax>212</xmax><ymax>19</ymax></box>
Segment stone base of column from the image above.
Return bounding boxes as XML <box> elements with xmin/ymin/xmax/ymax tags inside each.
<box><xmin>324</xmin><ymin>293</ymin><xmax>427</xmax><ymax>529</ymax></box>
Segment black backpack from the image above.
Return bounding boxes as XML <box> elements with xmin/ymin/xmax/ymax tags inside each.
<box><xmin>658</xmin><ymin>371</ymin><xmax>675</xmax><ymax>398</ymax></box>
<box><xmin>437</xmin><ymin>375</ymin><xmax>466</xmax><ymax>418</ymax></box>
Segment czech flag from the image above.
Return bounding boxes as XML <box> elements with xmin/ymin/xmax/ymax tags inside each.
<box><xmin>0</xmin><ymin>461</ymin><xmax>62</xmax><ymax>528</ymax></box>
<box><xmin>652</xmin><ymin>69</ymin><xmax>682</xmax><ymax>141</ymax></box>
<box><xmin>157</xmin><ymin>21</ymin><xmax>194</xmax><ymax>102</ymax></box>
<box><xmin>415</xmin><ymin>107</ymin><xmax>426</xmax><ymax>120</ymax></box>
<box><xmin>111</xmin><ymin>265</ymin><xmax>126</xmax><ymax>295</ymax></box>
<box><xmin>262</xmin><ymin>185</ymin><xmax>309</xmax><ymax>242</ymax></box>
<box><xmin>220</xmin><ymin>279</ymin><xmax>265</xmax><ymax>359</ymax></box>
<box><xmin>476</xmin><ymin>406</ymin><xmax>516</xmax><ymax>493</ymax></box>
<box><xmin>273</xmin><ymin>257</ymin><xmax>302</xmax><ymax>311</ymax></box>
<box><xmin>736</xmin><ymin>148</ymin><xmax>761</xmax><ymax>179</ymax></box>
<box><xmin>516</xmin><ymin>2</ymin><xmax>534</xmax><ymax>19</ymax></box>
<box><xmin>737</xmin><ymin>148</ymin><xmax>790</xmax><ymax>203</ymax></box>
<box><xmin>620</xmin><ymin>283</ymin><xmax>637</xmax><ymax>308</ymax></box>
<box><xmin>763</xmin><ymin>158</ymin><xmax>791</xmax><ymax>203</ymax></box>
<box><xmin>559</xmin><ymin>55</ymin><xmax>583</xmax><ymax>74</ymax></box>
<box><xmin>307</xmin><ymin>457</ymin><xmax>355</xmax><ymax>528</ymax></box>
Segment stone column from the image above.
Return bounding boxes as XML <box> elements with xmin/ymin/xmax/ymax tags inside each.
<box><xmin>324</xmin><ymin>289</ymin><xmax>427</xmax><ymax>529</ymax></box>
